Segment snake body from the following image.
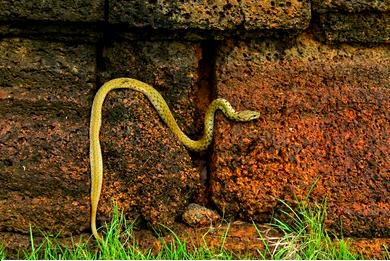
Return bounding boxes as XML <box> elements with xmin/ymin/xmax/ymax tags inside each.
<box><xmin>90</xmin><ymin>78</ymin><xmax>260</xmax><ymax>240</ymax></box>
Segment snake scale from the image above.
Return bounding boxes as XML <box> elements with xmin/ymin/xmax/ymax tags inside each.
<box><xmin>90</xmin><ymin>78</ymin><xmax>260</xmax><ymax>240</ymax></box>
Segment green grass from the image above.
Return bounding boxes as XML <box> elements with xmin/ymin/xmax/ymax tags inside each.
<box><xmin>0</xmin><ymin>201</ymin><xmax>373</xmax><ymax>260</ymax></box>
<box><xmin>0</xmin><ymin>244</ymin><xmax>6</xmax><ymax>260</ymax></box>
<box><xmin>255</xmin><ymin>200</ymin><xmax>361</xmax><ymax>260</ymax></box>
<box><xmin>384</xmin><ymin>244</ymin><xmax>390</xmax><ymax>260</ymax></box>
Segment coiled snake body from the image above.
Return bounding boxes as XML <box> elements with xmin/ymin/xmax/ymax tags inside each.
<box><xmin>90</xmin><ymin>78</ymin><xmax>260</xmax><ymax>240</ymax></box>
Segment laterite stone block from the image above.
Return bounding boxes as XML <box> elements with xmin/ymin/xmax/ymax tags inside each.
<box><xmin>211</xmin><ymin>32</ymin><xmax>390</xmax><ymax>237</ymax></box>
<box><xmin>315</xmin><ymin>12</ymin><xmax>390</xmax><ymax>43</ymax></box>
<box><xmin>0</xmin><ymin>38</ymin><xmax>96</xmax><ymax>234</ymax></box>
<box><xmin>109</xmin><ymin>0</ymin><xmax>311</xmax><ymax>31</ymax></box>
<box><xmin>101</xmin><ymin>40</ymin><xmax>206</xmax><ymax>136</ymax></box>
<box><xmin>312</xmin><ymin>0</ymin><xmax>390</xmax><ymax>43</ymax></box>
<box><xmin>0</xmin><ymin>38</ymin><xmax>200</xmax><ymax>234</ymax></box>
<box><xmin>312</xmin><ymin>0</ymin><xmax>390</xmax><ymax>12</ymax></box>
<box><xmin>0</xmin><ymin>0</ymin><xmax>104</xmax><ymax>22</ymax></box>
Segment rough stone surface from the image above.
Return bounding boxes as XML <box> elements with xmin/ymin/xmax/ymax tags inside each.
<box><xmin>0</xmin><ymin>37</ymin><xmax>201</xmax><ymax>235</ymax></box>
<box><xmin>312</xmin><ymin>0</ymin><xmax>390</xmax><ymax>44</ymax></box>
<box><xmin>0</xmin><ymin>23</ymin><xmax>103</xmax><ymax>43</ymax></box>
<box><xmin>101</xmin><ymin>40</ymin><xmax>207</xmax><ymax>136</ymax></box>
<box><xmin>100</xmin><ymin>39</ymin><xmax>209</xmax><ymax>225</ymax></box>
<box><xmin>0</xmin><ymin>0</ymin><xmax>104</xmax><ymax>22</ymax></box>
<box><xmin>182</xmin><ymin>203</ymin><xmax>221</xmax><ymax>227</ymax></box>
<box><xmin>312</xmin><ymin>0</ymin><xmax>390</xmax><ymax>12</ymax></box>
<box><xmin>96</xmin><ymin>89</ymin><xmax>200</xmax><ymax>228</ymax></box>
<box><xmin>0</xmin><ymin>38</ymin><xmax>96</xmax><ymax>235</ymax></box>
<box><xmin>0</xmin><ymin>0</ymin><xmax>388</xmax><ymax>252</ymax></box>
<box><xmin>350</xmin><ymin>238</ymin><xmax>390</xmax><ymax>259</ymax></box>
<box><xmin>315</xmin><ymin>12</ymin><xmax>390</xmax><ymax>43</ymax></box>
<box><xmin>109</xmin><ymin>0</ymin><xmax>311</xmax><ymax>31</ymax></box>
<box><xmin>241</xmin><ymin>0</ymin><xmax>311</xmax><ymax>30</ymax></box>
<box><xmin>0</xmin><ymin>38</ymin><xmax>96</xmax><ymax>106</ymax></box>
<box><xmin>211</xmin><ymin>32</ymin><xmax>390</xmax><ymax>237</ymax></box>
<box><xmin>0</xmin><ymin>113</ymin><xmax>91</xmax><ymax>235</ymax></box>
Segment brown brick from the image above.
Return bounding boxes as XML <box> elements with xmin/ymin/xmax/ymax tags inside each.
<box><xmin>0</xmin><ymin>0</ymin><xmax>104</xmax><ymax>22</ymax></box>
<box><xmin>0</xmin><ymin>38</ymin><xmax>200</xmax><ymax>235</ymax></box>
<box><xmin>101</xmin><ymin>40</ymin><xmax>206</xmax><ymax>135</ymax></box>
<box><xmin>242</xmin><ymin>0</ymin><xmax>311</xmax><ymax>30</ymax></box>
<box><xmin>0</xmin><ymin>38</ymin><xmax>96</xmax><ymax>107</ymax></box>
<box><xmin>350</xmin><ymin>238</ymin><xmax>390</xmax><ymax>259</ymax></box>
<box><xmin>0</xmin><ymin>38</ymin><xmax>95</xmax><ymax>234</ymax></box>
<box><xmin>211</xmin><ymin>33</ymin><xmax>390</xmax><ymax>237</ymax></box>
<box><xmin>315</xmin><ymin>12</ymin><xmax>390</xmax><ymax>43</ymax></box>
<box><xmin>109</xmin><ymin>0</ymin><xmax>311</xmax><ymax>31</ymax></box>
<box><xmin>312</xmin><ymin>0</ymin><xmax>390</xmax><ymax>13</ymax></box>
<box><xmin>0</xmin><ymin>114</ymin><xmax>91</xmax><ymax>234</ymax></box>
<box><xmin>0</xmin><ymin>93</ymin><xmax>200</xmax><ymax>234</ymax></box>
<box><xmin>90</xmin><ymin>89</ymin><xmax>200</xmax><ymax>230</ymax></box>
<box><xmin>0</xmin><ymin>23</ymin><xmax>103</xmax><ymax>43</ymax></box>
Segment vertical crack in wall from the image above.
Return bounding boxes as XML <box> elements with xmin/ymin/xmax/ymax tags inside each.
<box><xmin>198</xmin><ymin>41</ymin><xmax>218</xmax><ymax>101</ymax></box>
<box><xmin>194</xmin><ymin>40</ymin><xmax>218</xmax><ymax>203</ymax></box>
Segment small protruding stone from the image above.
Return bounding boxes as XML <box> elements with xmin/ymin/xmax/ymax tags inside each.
<box><xmin>182</xmin><ymin>203</ymin><xmax>221</xmax><ymax>227</ymax></box>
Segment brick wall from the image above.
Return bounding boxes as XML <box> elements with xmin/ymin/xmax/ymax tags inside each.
<box><xmin>0</xmin><ymin>0</ymin><xmax>389</xmax><ymax>242</ymax></box>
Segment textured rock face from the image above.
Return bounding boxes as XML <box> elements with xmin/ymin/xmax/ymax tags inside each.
<box><xmin>312</xmin><ymin>0</ymin><xmax>390</xmax><ymax>12</ymax></box>
<box><xmin>0</xmin><ymin>0</ymin><xmax>104</xmax><ymax>22</ymax></box>
<box><xmin>312</xmin><ymin>0</ymin><xmax>390</xmax><ymax>43</ymax></box>
<box><xmin>101</xmin><ymin>41</ymin><xmax>206</xmax><ymax>134</ymax></box>
<box><xmin>95</xmin><ymin>89</ymin><xmax>200</xmax><ymax>228</ymax></box>
<box><xmin>0</xmin><ymin>38</ymin><xmax>95</xmax><ymax>234</ymax></box>
<box><xmin>96</xmin><ymin>41</ymin><xmax>206</xmax><ymax>227</ymax></box>
<box><xmin>182</xmin><ymin>203</ymin><xmax>221</xmax><ymax>227</ymax></box>
<box><xmin>0</xmin><ymin>38</ymin><xmax>95</xmax><ymax>106</ymax></box>
<box><xmin>0</xmin><ymin>38</ymin><xmax>201</xmax><ymax>234</ymax></box>
<box><xmin>211</xmin><ymin>33</ymin><xmax>390</xmax><ymax>237</ymax></box>
<box><xmin>241</xmin><ymin>0</ymin><xmax>311</xmax><ymax>30</ymax></box>
<box><xmin>316</xmin><ymin>13</ymin><xmax>390</xmax><ymax>43</ymax></box>
<box><xmin>0</xmin><ymin>0</ymin><xmax>389</xmax><ymax>255</ymax></box>
<box><xmin>0</xmin><ymin>114</ymin><xmax>91</xmax><ymax>234</ymax></box>
<box><xmin>109</xmin><ymin>0</ymin><xmax>311</xmax><ymax>30</ymax></box>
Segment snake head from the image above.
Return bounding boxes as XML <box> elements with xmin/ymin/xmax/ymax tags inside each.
<box><xmin>236</xmin><ymin>110</ymin><xmax>260</xmax><ymax>121</ymax></box>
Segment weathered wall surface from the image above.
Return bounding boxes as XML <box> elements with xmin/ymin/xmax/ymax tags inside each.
<box><xmin>212</xmin><ymin>33</ymin><xmax>389</xmax><ymax>238</ymax></box>
<box><xmin>109</xmin><ymin>0</ymin><xmax>311</xmax><ymax>30</ymax></box>
<box><xmin>0</xmin><ymin>0</ymin><xmax>389</xmax><ymax>253</ymax></box>
<box><xmin>311</xmin><ymin>0</ymin><xmax>390</xmax><ymax>43</ymax></box>
<box><xmin>0</xmin><ymin>38</ymin><xmax>95</xmax><ymax>234</ymax></box>
<box><xmin>0</xmin><ymin>0</ymin><xmax>104</xmax><ymax>22</ymax></box>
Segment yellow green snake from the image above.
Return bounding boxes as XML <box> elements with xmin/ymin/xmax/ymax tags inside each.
<box><xmin>89</xmin><ymin>77</ymin><xmax>260</xmax><ymax>240</ymax></box>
